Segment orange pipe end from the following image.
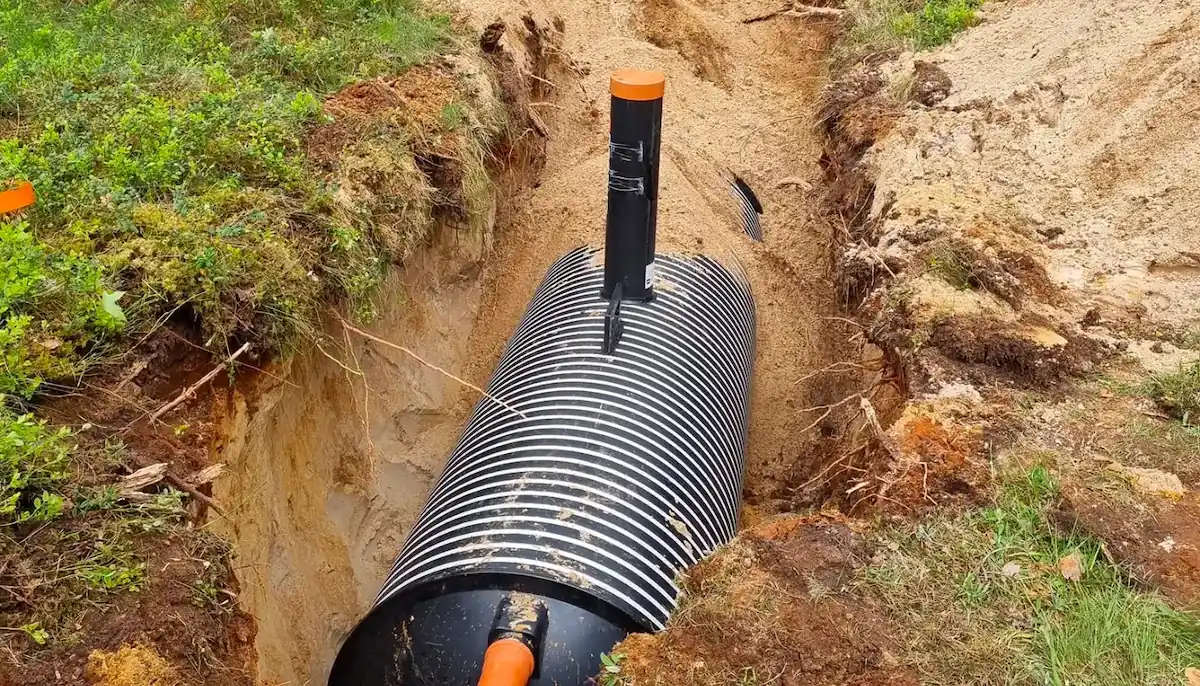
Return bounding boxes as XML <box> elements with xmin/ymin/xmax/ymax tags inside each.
<box><xmin>477</xmin><ymin>638</ymin><xmax>535</xmax><ymax>686</ymax></box>
<box><xmin>610</xmin><ymin>69</ymin><xmax>666</xmax><ymax>101</ymax></box>
<box><xmin>0</xmin><ymin>181</ymin><xmax>35</xmax><ymax>215</ymax></box>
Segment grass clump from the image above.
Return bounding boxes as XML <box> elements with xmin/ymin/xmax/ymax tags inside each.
<box><xmin>924</xmin><ymin>242</ymin><xmax>979</xmax><ymax>290</ymax></box>
<box><xmin>0</xmin><ymin>0</ymin><xmax>454</xmax><ymax>398</ymax></box>
<box><xmin>863</xmin><ymin>466</ymin><xmax>1200</xmax><ymax>685</ymax></box>
<box><xmin>1142</xmin><ymin>361</ymin><xmax>1200</xmax><ymax>425</ymax></box>
<box><xmin>838</xmin><ymin>0</ymin><xmax>983</xmax><ymax>64</ymax></box>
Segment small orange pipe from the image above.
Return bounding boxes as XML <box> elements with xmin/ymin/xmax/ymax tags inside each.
<box><xmin>0</xmin><ymin>181</ymin><xmax>35</xmax><ymax>214</ymax></box>
<box><xmin>477</xmin><ymin>638</ymin><xmax>535</xmax><ymax>686</ymax></box>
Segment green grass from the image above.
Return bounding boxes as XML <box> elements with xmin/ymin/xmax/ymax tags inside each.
<box><xmin>838</xmin><ymin>0</ymin><xmax>984</xmax><ymax>65</ymax></box>
<box><xmin>1142</xmin><ymin>361</ymin><xmax>1200</xmax><ymax>425</ymax></box>
<box><xmin>924</xmin><ymin>242</ymin><xmax>979</xmax><ymax>290</ymax></box>
<box><xmin>863</xmin><ymin>466</ymin><xmax>1200</xmax><ymax>685</ymax></box>
<box><xmin>0</xmin><ymin>0</ymin><xmax>469</xmax><ymax>658</ymax></box>
<box><xmin>0</xmin><ymin>0</ymin><xmax>453</xmax><ymax>399</ymax></box>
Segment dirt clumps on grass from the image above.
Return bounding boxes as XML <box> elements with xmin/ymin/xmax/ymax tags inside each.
<box><xmin>612</xmin><ymin>518</ymin><xmax>915</xmax><ymax>686</ymax></box>
<box><xmin>1057</xmin><ymin>488</ymin><xmax>1200</xmax><ymax>609</ymax></box>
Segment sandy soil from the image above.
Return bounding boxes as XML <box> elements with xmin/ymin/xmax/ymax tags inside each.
<box><xmin>842</xmin><ymin>0</ymin><xmax>1200</xmax><ymax>607</ymax></box>
<box><xmin>862</xmin><ymin>0</ymin><xmax>1200</xmax><ymax>379</ymax></box>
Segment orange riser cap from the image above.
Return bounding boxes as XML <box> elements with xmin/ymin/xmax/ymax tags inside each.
<box><xmin>610</xmin><ymin>69</ymin><xmax>666</xmax><ymax>101</ymax></box>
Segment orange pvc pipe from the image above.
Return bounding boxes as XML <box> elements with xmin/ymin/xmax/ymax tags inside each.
<box><xmin>0</xmin><ymin>181</ymin><xmax>35</xmax><ymax>214</ymax></box>
<box><xmin>477</xmin><ymin>638</ymin><xmax>535</xmax><ymax>686</ymax></box>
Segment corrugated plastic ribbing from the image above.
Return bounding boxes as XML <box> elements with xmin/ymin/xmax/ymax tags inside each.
<box><xmin>370</xmin><ymin>246</ymin><xmax>755</xmax><ymax>631</ymax></box>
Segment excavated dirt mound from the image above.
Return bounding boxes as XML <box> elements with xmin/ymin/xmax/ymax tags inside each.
<box><xmin>841</xmin><ymin>0</ymin><xmax>1200</xmax><ymax>393</ymax></box>
<box><xmin>830</xmin><ymin>0</ymin><xmax>1200</xmax><ymax>612</ymax></box>
<box><xmin>613</xmin><ymin>516</ymin><xmax>916</xmax><ymax>685</ymax></box>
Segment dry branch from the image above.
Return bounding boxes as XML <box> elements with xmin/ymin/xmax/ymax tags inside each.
<box><xmin>187</xmin><ymin>463</ymin><xmax>225</xmax><ymax>487</ymax></box>
<box><xmin>336</xmin><ymin>315</ymin><xmax>528</xmax><ymax>419</ymax></box>
<box><xmin>142</xmin><ymin>342</ymin><xmax>252</xmax><ymax>427</ymax></box>
<box><xmin>743</xmin><ymin>3</ymin><xmax>845</xmax><ymax>23</ymax></box>
<box><xmin>125</xmin><ymin>452</ymin><xmax>222</xmax><ymax>514</ymax></box>
<box><xmin>118</xmin><ymin>462</ymin><xmax>168</xmax><ymax>497</ymax></box>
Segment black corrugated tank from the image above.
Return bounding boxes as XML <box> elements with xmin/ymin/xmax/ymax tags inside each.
<box><xmin>383</xmin><ymin>245</ymin><xmax>752</xmax><ymax>629</ymax></box>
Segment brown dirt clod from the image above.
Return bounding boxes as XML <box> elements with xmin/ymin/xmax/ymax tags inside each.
<box><xmin>85</xmin><ymin>645</ymin><xmax>181</xmax><ymax>686</ymax></box>
<box><xmin>614</xmin><ymin>520</ymin><xmax>916</xmax><ymax>686</ymax></box>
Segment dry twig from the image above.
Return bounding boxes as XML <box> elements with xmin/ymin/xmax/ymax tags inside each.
<box><xmin>138</xmin><ymin>342</ymin><xmax>252</xmax><ymax>428</ymax></box>
<box><xmin>743</xmin><ymin>3</ymin><xmax>845</xmax><ymax>23</ymax></box>
<box><xmin>336</xmin><ymin>315</ymin><xmax>527</xmax><ymax>418</ymax></box>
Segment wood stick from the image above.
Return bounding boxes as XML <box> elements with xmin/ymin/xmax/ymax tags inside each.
<box><xmin>743</xmin><ymin>3</ymin><xmax>845</xmax><ymax>23</ymax></box>
<box><xmin>336</xmin><ymin>316</ymin><xmax>528</xmax><ymax>419</ymax></box>
<box><xmin>143</xmin><ymin>342</ymin><xmax>252</xmax><ymax>427</ymax></box>
<box><xmin>126</xmin><ymin>452</ymin><xmax>222</xmax><ymax>514</ymax></box>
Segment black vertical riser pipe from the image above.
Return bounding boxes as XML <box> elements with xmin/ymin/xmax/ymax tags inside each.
<box><xmin>603</xmin><ymin>70</ymin><xmax>664</xmax><ymax>301</ymax></box>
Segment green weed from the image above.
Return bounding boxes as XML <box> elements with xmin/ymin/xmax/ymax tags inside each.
<box><xmin>441</xmin><ymin>102</ymin><xmax>468</xmax><ymax>129</ymax></box>
<box><xmin>0</xmin><ymin>623</ymin><xmax>48</xmax><ymax>646</ymax></box>
<box><xmin>863</xmin><ymin>466</ymin><xmax>1200</xmax><ymax>685</ymax></box>
<box><xmin>600</xmin><ymin>652</ymin><xmax>627</xmax><ymax>686</ymax></box>
<box><xmin>0</xmin><ymin>408</ymin><xmax>71</xmax><ymax>524</ymax></box>
<box><xmin>77</xmin><ymin>560</ymin><xmax>146</xmax><ymax>594</ymax></box>
<box><xmin>837</xmin><ymin>0</ymin><xmax>984</xmax><ymax>65</ymax></box>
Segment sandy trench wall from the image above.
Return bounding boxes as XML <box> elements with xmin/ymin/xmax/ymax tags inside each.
<box><xmin>213</xmin><ymin>230</ymin><xmax>489</xmax><ymax>686</ymax></box>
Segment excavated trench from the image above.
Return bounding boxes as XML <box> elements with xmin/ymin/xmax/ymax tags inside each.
<box><xmin>212</xmin><ymin>1</ymin><xmax>857</xmax><ymax>683</ymax></box>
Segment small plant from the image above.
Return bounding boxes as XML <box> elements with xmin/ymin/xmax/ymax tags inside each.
<box><xmin>0</xmin><ymin>408</ymin><xmax>71</xmax><ymax>523</ymax></box>
<box><xmin>924</xmin><ymin>243</ymin><xmax>979</xmax><ymax>290</ymax></box>
<box><xmin>599</xmin><ymin>651</ymin><xmax>626</xmax><ymax>686</ymax></box>
<box><xmin>1142</xmin><ymin>361</ymin><xmax>1200</xmax><ymax>425</ymax></box>
<box><xmin>77</xmin><ymin>561</ymin><xmax>146</xmax><ymax>594</ymax></box>
<box><xmin>191</xmin><ymin>578</ymin><xmax>230</xmax><ymax>612</ymax></box>
<box><xmin>1</xmin><ymin>623</ymin><xmax>50</xmax><ymax>646</ymax></box>
<box><xmin>441</xmin><ymin>102</ymin><xmax>467</xmax><ymax>129</ymax></box>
